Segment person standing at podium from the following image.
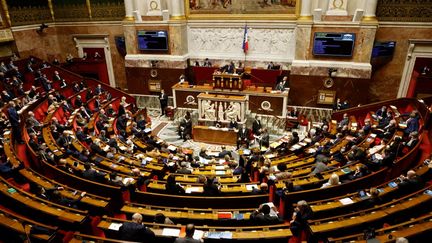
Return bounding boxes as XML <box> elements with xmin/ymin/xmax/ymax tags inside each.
<box><xmin>226</xmin><ymin>61</ymin><xmax>235</xmax><ymax>74</ymax></box>
<box><xmin>159</xmin><ymin>89</ymin><xmax>168</xmax><ymax>117</ymax></box>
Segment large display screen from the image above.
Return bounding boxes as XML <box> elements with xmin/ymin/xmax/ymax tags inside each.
<box><xmin>312</xmin><ymin>32</ymin><xmax>356</xmax><ymax>57</ymax></box>
<box><xmin>137</xmin><ymin>30</ymin><xmax>168</xmax><ymax>51</ymax></box>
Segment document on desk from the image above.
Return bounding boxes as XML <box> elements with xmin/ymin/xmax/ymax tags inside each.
<box><xmin>193</xmin><ymin>229</ymin><xmax>204</xmax><ymax>240</ymax></box>
<box><xmin>215</xmin><ymin>171</ymin><xmax>225</xmax><ymax>175</ymax></box>
<box><xmin>185</xmin><ymin>187</ymin><xmax>201</xmax><ymax>194</ymax></box>
<box><xmin>162</xmin><ymin>228</ymin><xmax>180</xmax><ymax>237</ymax></box>
<box><xmin>339</xmin><ymin>197</ymin><xmax>354</xmax><ymax>205</ymax></box>
<box><xmin>246</xmin><ymin>184</ymin><xmax>258</xmax><ymax>191</ymax></box>
<box><xmin>205</xmin><ymin>232</ymin><xmax>233</xmax><ymax>239</ymax></box>
<box><xmin>108</xmin><ymin>222</ymin><xmax>122</xmax><ymax>231</ymax></box>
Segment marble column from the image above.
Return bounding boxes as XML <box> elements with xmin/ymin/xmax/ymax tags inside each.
<box><xmin>170</xmin><ymin>0</ymin><xmax>185</xmax><ymax>20</ymax></box>
<box><xmin>124</xmin><ymin>0</ymin><xmax>135</xmax><ymax>20</ymax></box>
<box><xmin>363</xmin><ymin>0</ymin><xmax>378</xmax><ymax>21</ymax></box>
<box><xmin>299</xmin><ymin>0</ymin><xmax>313</xmax><ymax>20</ymax></box>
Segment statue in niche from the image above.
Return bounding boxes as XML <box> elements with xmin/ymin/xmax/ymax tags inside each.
<box><xmin>218</xmin><ymin>102</ymin><xmax>225</xmax><ymax>121</ymax></box>
<box><xmin>225</xmin><ymin>102</ymin><xmax>241</xmax><ymax>121</ymax></box>
<box><xmin>202</xmin><ymin>100</ymin><xmax>216</xmax><ymax>120</ymax></box>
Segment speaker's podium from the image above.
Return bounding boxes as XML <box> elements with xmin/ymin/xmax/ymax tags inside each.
<box><xmin>212</xmin><ymin>73</ymin><xmax>243</xmax><ymax>91</ymax></box>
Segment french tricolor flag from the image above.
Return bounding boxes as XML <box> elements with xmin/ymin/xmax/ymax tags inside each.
<box><xmin>242</xmin><ymin>24</ymin><xmax>249</xmax><ymax>54</ymax></box>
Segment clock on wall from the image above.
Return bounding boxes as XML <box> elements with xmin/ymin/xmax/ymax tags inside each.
<box><xmin>327</xmin><ymin>0</ymin><xmax>348</xmax><ymax>16</ymax></box>
<box><xmin>147</xmin><ymin>0</ymin><xmax>162</xmax><ymax>16</ymax></box>
<box><xmin>332</xmin><ymin>0</ymin><xmax>344</xmax><ymax>10</ymax></box>
<box><xmin>149</xmin><ymin>0</ymin><xmax>159</xmax><ymax>10</ymax></box>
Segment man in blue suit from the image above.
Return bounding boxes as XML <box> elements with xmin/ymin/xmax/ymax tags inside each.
<box><xmin>7</xmin><ymin>101</ymin><xmax>23</xmax><ymax>143</ymax></box>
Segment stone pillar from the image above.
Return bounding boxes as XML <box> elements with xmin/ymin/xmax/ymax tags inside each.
<box><xmin>170</xmin><ymin>0</ymin><xmax>185</xmax><ymax>20</ymax></box>
<box><xmin>299</xmin><ymin>0</ymin><xmax>313</xmax><ymax>20</ymax></box>
<box><xmin>363</xmin><ymin>0</ymin><xmax>378</xmax><ymax>21</ymax></box>
<box><xmin>124</xmin><ymin>0</ymin><xmax>135</xmax><ymax>20</ymax></box>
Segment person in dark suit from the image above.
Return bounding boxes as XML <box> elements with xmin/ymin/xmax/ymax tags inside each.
<box><xmin>159</xmin><ymin>89</ymin><xmax>168</xmax><ymax>116</ymax></box>
<box><xmin>275</xmin><ymin>76</ymin><xmax>288</xmax><ymax>91</ymax></box>
<box><xmin>90</xmin><ymin>139</ymin><xmax>107</xmax><ymax>157</ymax></box>
<box><xmin>7</xmin><ymin>101</ymin><xmax>23</xmax><ymax>143</ymax></box>
<box><xmin>174</xmin><ymin>224</ymin><xmax>201</xmax><ymax>243</ymax></box>
<box><xmin>237</xmin><ymin>124</ymin><xmax>249</xmax><ymax>149</ymax></box>
<box><xmin>375</xmin><ymin>106</ymin><xmax>387</xmax><ymax>121</ymax></box>
<box><xmin>94</xmin><ymin>84</ymin><xmax>104</xmax><ymax>95</ymax></box>
<box><xmin>166</xmin><ymin>174</ymin><xmax>185</xmax><ymax>194</ymax></box>
<box><xmin>290</xmin><ymin>200</ymin><xmax>313</xmax><ymax>237</ymax></box>
<box><xmin>405</xmin><ymin>112</ymin><xmax>419</xmax><ymax>135</ymax></box>
<box><xmin>250</xmin><ymin>204</ymin><xmax>284</xmax><ymax>225</ymax></box>
<box><xmin>260</xmin><ymin>128</ymin><xmax>270</xmax><ymax>148</ymax></box>
<box><xmin>203</xmin><ymin>177</ymin><xmax>220</xmax><ymax>196</ymax></box>
<box><xmin>252</xmin><ymin>115</ymin><xmax>262</xmax><ymax>135</ymax></box>
<box><xmin>82</xmin><ymin>162</ymin><xmax>106</xmax><ymax>183</ymax></box>
<box><xmin>178</xmin><ymin>112</ymin><xmax>192</xmax><ymax>141</ymax></box>
<box><xmin>228</xmin><ymin>118</ymin><xmax>238</xmax><ymax>129</ymax></box>
<box><xmin>119</xmin><ymin>213</ymin><xmax>155</xmax><ymax>243</ymax></box>
<box><xmin>53</xmin><ymin>71</ymin><xmax>62</xmax><ymax>82</ymax></box>
<box><xmin>116</xmin><ymin>114</ymin><xmax>128</xmax><ymax>133</ymax></box>
<box><xmin>203</xmin><ymin>58</ymin><xmax>212</xmax><ymax>67</ymax></box>
<box><xmin>396</xmin><ymin>170</ymin><xmax>424</xmax><ymax>194</ymax></box>
<box><xmin>226</xmin><ymin>61</ymin><xmax>235</xmax><ymax>74</ymax></box>
<box><xmin>74</xmin><ymin>95</ymin><xmax>83</xmax><ymax>108</ymax></box>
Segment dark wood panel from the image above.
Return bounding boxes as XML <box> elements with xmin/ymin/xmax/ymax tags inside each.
<box><xmin>126</xmin><ymin>67</ymin><xmax>186</xmax><ymax>95</ymax></box>
<box><xmin>289</xmin><ymin>75</ymin><xmax>370</xmax><ymax>107</ymax></box>
<box><xmin>249</xmin><ymin>95</ymin><xmax>284</xmax><ymax>116</ymax></box>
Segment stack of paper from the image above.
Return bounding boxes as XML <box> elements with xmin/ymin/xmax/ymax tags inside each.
<box><xmin>108</xmin><ymin>223</ymin><xmax>122</xmax><ymax>231</ymax></box>
<box><xmin>162</xmin><ymin>228</ymin><xmax>181</xmax><ymax>237</ymax></box>
<box><xmin>185</xmin><ymin>187</ymin><xmax>201</xmax><ymax>194</ymax></box>
<box><xmin>339</xmin><ymin>198</ymin><xmax>354</xmax><ymax>205</ymax></box>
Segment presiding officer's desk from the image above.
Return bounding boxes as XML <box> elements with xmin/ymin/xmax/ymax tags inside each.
<box><xmin>172</xmin><ymin>82</ymin><xmax>289</xmax><ymax>117</ymax></box>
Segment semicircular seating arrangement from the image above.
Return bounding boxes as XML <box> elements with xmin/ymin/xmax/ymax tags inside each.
<box><xmin>0</xmin><ymin>56</ymin><xmax>431</xmax><ymax>243</ymax></box>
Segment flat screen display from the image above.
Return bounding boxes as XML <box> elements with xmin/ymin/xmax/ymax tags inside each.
<box><xmin>372</xmin><ymin>41</ymin><xmax>396</xmax><ymax>58</ymax></box>
<box><xmin>137</xmin><ymin>30</ymin><xmax>168</xmax><ymax>51</ymax></box>
<box><xmin>313</xmin><ymin>32</ymin><xmax>356</xmax><ymax>57</ymax></box>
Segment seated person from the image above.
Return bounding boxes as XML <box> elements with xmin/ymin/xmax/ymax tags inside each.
<box><xmin>404</xmin><ymin>111</ymin><xmax>420</xmax><ymax>135</ymax></box>
<box><xmin>290</xmin><ymin>200</ymin><xmax>313</xmax><ymax>238</ymax></box>
<box><xmin>82</xmin><ymin>162</ymin><xmax>107</xmax><ymax>183</ymax></box>
<box><xmin>250</xmin><ymin>204</ymin><xmax>283</xmax><ymax>225</ymax></box>
<box><xmin>119</xmin><ymin>213</ymin><xmax>155</xmax><ymax>242</ymax></box>
<box><xmin>165</xmin><ymin>174</ymin><xmax>185</xmax><ymax>194</ymax></box>
<box><xmin>203</xmin><ymin>177</ymin><xmax>220</xmax><ymax>196</ymax></box>
<box><xmin>321</xmin><ymin>173</ymin><xmax>341</xmax><ymax>188</ymax></box>
<box><xmin>396</xmin><ymin>170</ymin><xmax>424</xmax><ymax>193</ymax></box>
<box><xmin>174</xmin><ymin>224</ymin><xmax>200</xmax><ymax>243</ymax></box>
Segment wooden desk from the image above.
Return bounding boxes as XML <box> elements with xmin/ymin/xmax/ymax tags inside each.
<box><xmin>193</xmin><ymin>126</ymin><xmax>237</xmax><ymax>145</ymax></box>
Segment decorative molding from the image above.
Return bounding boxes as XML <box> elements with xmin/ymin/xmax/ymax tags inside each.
<box><xmin>0</xmin><ymin>28</ymin><xmax>13</xmax><ymax>42</ymax></box>
<box><xmin>291</xmin><ymin>60</ymin><xmax>372</xmax><ymax>79</ymax></box>
<box><xmin>376</xmin><ymin>0</ymin><xmax>432</xmax><ymax>22</ymax></box>
<box><xmin>187</xmin><ymin>26</ymin><xmax>295</xmax><ymax>62</ymax></box>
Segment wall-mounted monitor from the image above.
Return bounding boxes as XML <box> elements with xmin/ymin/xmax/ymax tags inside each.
<box><xmin>137</xmin><ymin>30</ymin><xmax>168</xmax><ymax>51</ymax></box>
<box><xmin>312</xmin><ymin>32</ymin><xmax>356</xmax><ymax>57</ymax></box>
<box><xmin>371</xmin><ymin>41</ymin><xmax>396</xmax><ymax>58</ymax></box>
